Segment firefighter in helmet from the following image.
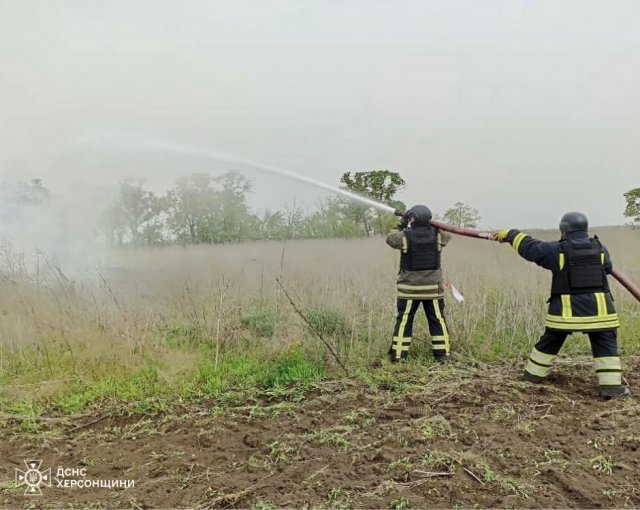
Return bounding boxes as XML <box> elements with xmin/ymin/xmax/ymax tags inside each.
<box><xmin>493</xmin><ymin>212</ymin><xmax>631</xmax><ymax>398</ymax></box>
<box><xmin>386</xmin><ymin>205</ymin><xmax>452</xmax><ymax>363</ymax></box>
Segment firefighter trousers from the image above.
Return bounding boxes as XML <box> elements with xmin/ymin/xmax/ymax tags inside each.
<box><xmin>389</xmin><ymin>298</ymin><xmax>450</xmax><ymax>361</ymax></box>
<box><xmin>525</xmin><ymin>328</ymin><xmax>623</xmax><ymax>387</ymax></box>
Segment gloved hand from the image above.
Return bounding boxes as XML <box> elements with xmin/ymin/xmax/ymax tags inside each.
<box><xmin>492</xmin><ymin>230</ymin><xmax>510</xmax><ymax>243</ymax></box>
<box><xmin>397</xmin><ymin>217</ymin><xmax>409</xmax><ymax>230</ymax></box>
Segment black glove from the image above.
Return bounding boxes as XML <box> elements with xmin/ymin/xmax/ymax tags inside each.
<box><xmin>397</xmin><ymin>217</ymin><xmax>409</xmax><ymax>230</ymax></box>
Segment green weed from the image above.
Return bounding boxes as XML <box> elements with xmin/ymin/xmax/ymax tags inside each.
<box><xmin>305</xmin><ymin>307</ymin><xmax>349</xmax><ymax>338</ymax></box>
<box><xmin>252</xmin><ymin>500</ymin><xmax>275</xmax><ymax>510</ymax></box>
<box><xmin>196</xmin><ymin>350</ymin><xmax>324</xmax><ymax>397</ymax></box>
<box><xmin>266</xmin><ymin>441</ymin><xmax>297</xmax><ymax>465</ymax></box>
<box><xmin>415</xmin><ymin>414</ymin><xmax>452</xmax><ymax>440</ymax></box>
<box><xmin>158</xmin><ymin>322</ymin><xmax>202</xmax><ymax>348</ymax></box>
<box><xmin>501</xmin><ymin>479</ymin><xmax>530</xmax><ymax>499</ymax></box>
<box><xmin>591</xmin><ymin>455</ymin><xmax>615</xmax><ymax>475</ymax></box>
<box><xmin>388</xmin><ymin>457</ymin><xmax>413</xmax><ymax>475</ymax></box>
<box><xmin>483</xmin><ymin>468</ymin><xmax>497</xmax><ymax>482</ymax></box>
<box><xmin>420</xmin><ymin>451</ymin><xmax>455</xmax><ymax>472</ymax></box>
<box><xmin>390</xmin><ymin>496</ymin><xmax>410</xmax><ymax>510</ymax></box>
<box><xmin>241</xmin><ymin>308</ymin><xmax>276</xmax><ymax>338</ymax></box>
<box><xmin>53</xmin><ymin>366</ymin><xmax>166</xmax><ymax>414</ymax></box>
<box><xmin>310</xmin><ymin>425</ymin><xmax>353</xmax><ymax>448</ymax></box>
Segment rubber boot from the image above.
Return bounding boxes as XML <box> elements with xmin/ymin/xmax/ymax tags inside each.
<box><xmin>599</xmin><ymin>386</ymin><xmax>631</xmax><ymax>399</ymax></box>
<box><xmin>523</xmin><ymin>371</ymin><xmax>544</xmax><ymax>384</ymax></box>
<box><xmin>389</xmin><ymin>348</ymin><xmax>407</xmax><ymax>363</ymax></box>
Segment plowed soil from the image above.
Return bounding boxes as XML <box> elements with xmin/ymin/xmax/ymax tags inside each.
<box><xmin>1</xmin><ymin>359</ymin><xmax>639</xmax><ymax>509</ymax></box>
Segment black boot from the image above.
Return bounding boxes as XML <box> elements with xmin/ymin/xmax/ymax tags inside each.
<box><xmin>434</xmin><ymin>354</ymin><xmax>449</xmax><ymax>364</ymax></box>
<box><xmin>599</xmin><ymin>385</ymin><xmax>631</xmax><ymax>399</ymax></box>
<box><xmin>523</xmin><ymin>371</ymin><xmax>544</xmax><ymax>384</ymax></box>
<box><xmin>389</xmin><ymin>348</ymin><xmax>407</xmax><ymax>363</ymax></box>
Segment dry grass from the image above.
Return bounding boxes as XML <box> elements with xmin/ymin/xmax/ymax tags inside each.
<box><xmin>0</xmin><ymin>227</ymin><xmax>639</xmax><ymax>410</ymax></box>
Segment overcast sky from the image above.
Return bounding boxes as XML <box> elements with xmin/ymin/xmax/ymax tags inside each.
<box><xmin>1</xmin><ymin>0</ymin><xmax>639</xmax><ymax>228</ymax></box>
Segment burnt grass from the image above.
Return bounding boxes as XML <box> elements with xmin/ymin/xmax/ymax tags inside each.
<box><xmin>1</xmin><ymin>359</ymin><xmax>639</xmax><ymax>509</ymax></box>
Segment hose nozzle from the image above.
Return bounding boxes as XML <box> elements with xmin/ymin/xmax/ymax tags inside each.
<box><xmin>394</xmin><ymin>209</ymin><xmax>405</xmax><ymax>217</ymax></box>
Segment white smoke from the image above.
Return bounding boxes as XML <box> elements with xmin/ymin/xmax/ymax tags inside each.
<box><xmin>0</xmin><ymin>178</ymin><xmax>108</xmax><ymax>275</ymax></box>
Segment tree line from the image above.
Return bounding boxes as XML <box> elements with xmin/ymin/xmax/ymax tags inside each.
<box><xmin>1</xmin><ymin>170</ymin><xmax>489</xmax><ymax>247</ymax></box>
<box><xmin>100</xmin><ymin>170</ymin><xmax>408</xmax><ymax>245</ymax></box>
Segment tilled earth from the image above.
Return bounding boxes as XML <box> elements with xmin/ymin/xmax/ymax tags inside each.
<box><xmin>1</xmin><ymin>359</ymin><xmax>639</xmax><ymax>509</ymax></box>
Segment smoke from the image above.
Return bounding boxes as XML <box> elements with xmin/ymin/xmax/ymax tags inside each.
<box><xmin>1</xmin><ymin>132</ymin><xmax>399</xmax><ymax>277</ymax></box>
<box><xmin>141</xmin><ymin>140</ymin><xmax>397</xmax><ymax>214</ymax></box>
<box><xmin>0</xmin><ymin>178</ymin><xmax>108</xmax><ymax>275</ymax></box>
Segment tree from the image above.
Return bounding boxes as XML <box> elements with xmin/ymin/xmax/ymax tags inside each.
<box><xmin>166</xmin><ymin>171</ymin><xmax>261</xmax><ymax>244</ymax></box>
<box><xmin>442</xmin><ymin>202</ymin><xmax>481</xmax><ymax>228</ymax></box>
<box><xmin>624</xmin><ymin>188</ymin><xmax>640</xmax><ymax>227</ymax></box>
<box><xmin>299</xmin><ymin>197</ymin><xmax>362</xmax><ymax>239</ymax></box>
<box><xmin>213</xmin><ymin>171</ymin><xmax>260</xmax><ymax>243</ymax></box>
<box><xmin>166</xmin><ymin>173</ymin><xmax>219</xmax><ymax>243</ymax></box>
<box><xmin>104</xmin><ymin>179</ymin><xmax>166</xmax><ymax>245</ymax></box>
<box><xmin>282</xmin><ymin>200</ymin><xmax>305</xmax><ymax>240</ymax></box>
<box><xmin>97</xmin><ymin>170</ymin><xmax>417</xmax><ymax>246</ymax></box>
<box><xmin>339</xmin><ymin>170</ymin><xmax>406</xmax><ymax>236</ymax></box>
<box><xmin>260</xmin><ymin>209</ymin><xmax>288</xmax><ymax>240</ymax></box>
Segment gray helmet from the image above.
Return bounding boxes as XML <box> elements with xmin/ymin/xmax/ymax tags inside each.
<box><xmin>406</xmin><ymin>204</ymin><xmax>432</xmax><ymax>222</ymax></box>
<box><xmin>559</xmin><ymin>212</ymin><xmax>588</xmax><ymax>233</ymax></box>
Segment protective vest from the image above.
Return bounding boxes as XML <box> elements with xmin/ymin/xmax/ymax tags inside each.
<box><xmin>550</xmin><ymin>238</ymin><xmax>609</xmax><ymax>295</ymax></box>
<box><xmin>400</xmin><ymin>225</ymin><xmax>440</xmax><ymax>271</ymax></box>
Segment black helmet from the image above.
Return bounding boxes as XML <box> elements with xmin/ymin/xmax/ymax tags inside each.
<box><xmin>559</xmin><ymin>212</ymin><xmax>588</xmax><ymax>233</ymax></box>
<box><xmin>406</xmin><ymin>205</ymin><xmax>432</xmax><ymax>222</ymax></box>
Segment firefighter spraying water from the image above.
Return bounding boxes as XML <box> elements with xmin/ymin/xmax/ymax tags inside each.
<box><xmin>386</xmin><ymin>205</ymin><xmax>453</xmax><ymax>363</ymax></box>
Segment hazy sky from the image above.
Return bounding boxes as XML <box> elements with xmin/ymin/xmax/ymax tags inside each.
<box><xmin>1</xmin><ymin>0</ymin><xmax>639</xmax><ymax>228</ymax></box>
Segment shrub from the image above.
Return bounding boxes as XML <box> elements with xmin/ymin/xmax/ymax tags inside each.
<box><xmin>305</xmin><ymin>307</ymin><xmax>349</xmax><ymax>338</ymax></box>
<box><xmin>241</xmin><ymin>307</ymin><xmax>276</xmax><ymax>337</ymax></box>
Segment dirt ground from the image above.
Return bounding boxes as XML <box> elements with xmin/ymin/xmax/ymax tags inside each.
<box><xmin>1</xmin><ymin>359</ymin><xmax>639</xmax><ymax>509</ymax></box>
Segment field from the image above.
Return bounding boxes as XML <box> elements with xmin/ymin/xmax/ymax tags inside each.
<box><xmin>1</xmin><ymin>227</ymin><xmax>639</xmax><ymax>508</ymax></box>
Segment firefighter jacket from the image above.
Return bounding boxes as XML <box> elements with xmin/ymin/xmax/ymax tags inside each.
<box><xmin>503</xmin><ymin>229</ymin><xmax>619</xmax><ymax>331</ymax></box>
<box><xmin>386</xmin><ymin>225</ymin><xmax>451</xmax><ymax>300</ymax></box>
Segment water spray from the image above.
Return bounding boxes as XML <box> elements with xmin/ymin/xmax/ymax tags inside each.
<box><xmin>143</xmin><ymin>141</ymin><xmax>397</xmax><ymax>214</ymax></box>
<box><xmin>73</xmin><ymin>136</ymin><xmax>640</xmax><ymax>303</ymax></box>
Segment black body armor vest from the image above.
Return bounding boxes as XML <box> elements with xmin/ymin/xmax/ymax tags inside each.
<box><xmin>400</xmin><ymin>225</ymin><xmax>440</xmax><ymax>271</ymax></box>
<box><xmin>550</xmin><ymin>238</ymin><xmax>609</xmax><ymax>295</ymax></box>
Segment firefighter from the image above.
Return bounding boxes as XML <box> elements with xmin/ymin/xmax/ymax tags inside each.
<box><xmin>493</xmin><ymin>212</ymin><xmax>631</xmax><ymax>398</ymax></box>
<box><xmin>386</xmin><ymin>205</ymin><xmax>452</xmax><ymax>363</ymax></box>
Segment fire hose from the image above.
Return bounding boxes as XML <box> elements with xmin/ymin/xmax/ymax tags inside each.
<box><xmin>394</xmin><ymin>210</ymin><xmax>640</xmax><ymax>303</ymax></box>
